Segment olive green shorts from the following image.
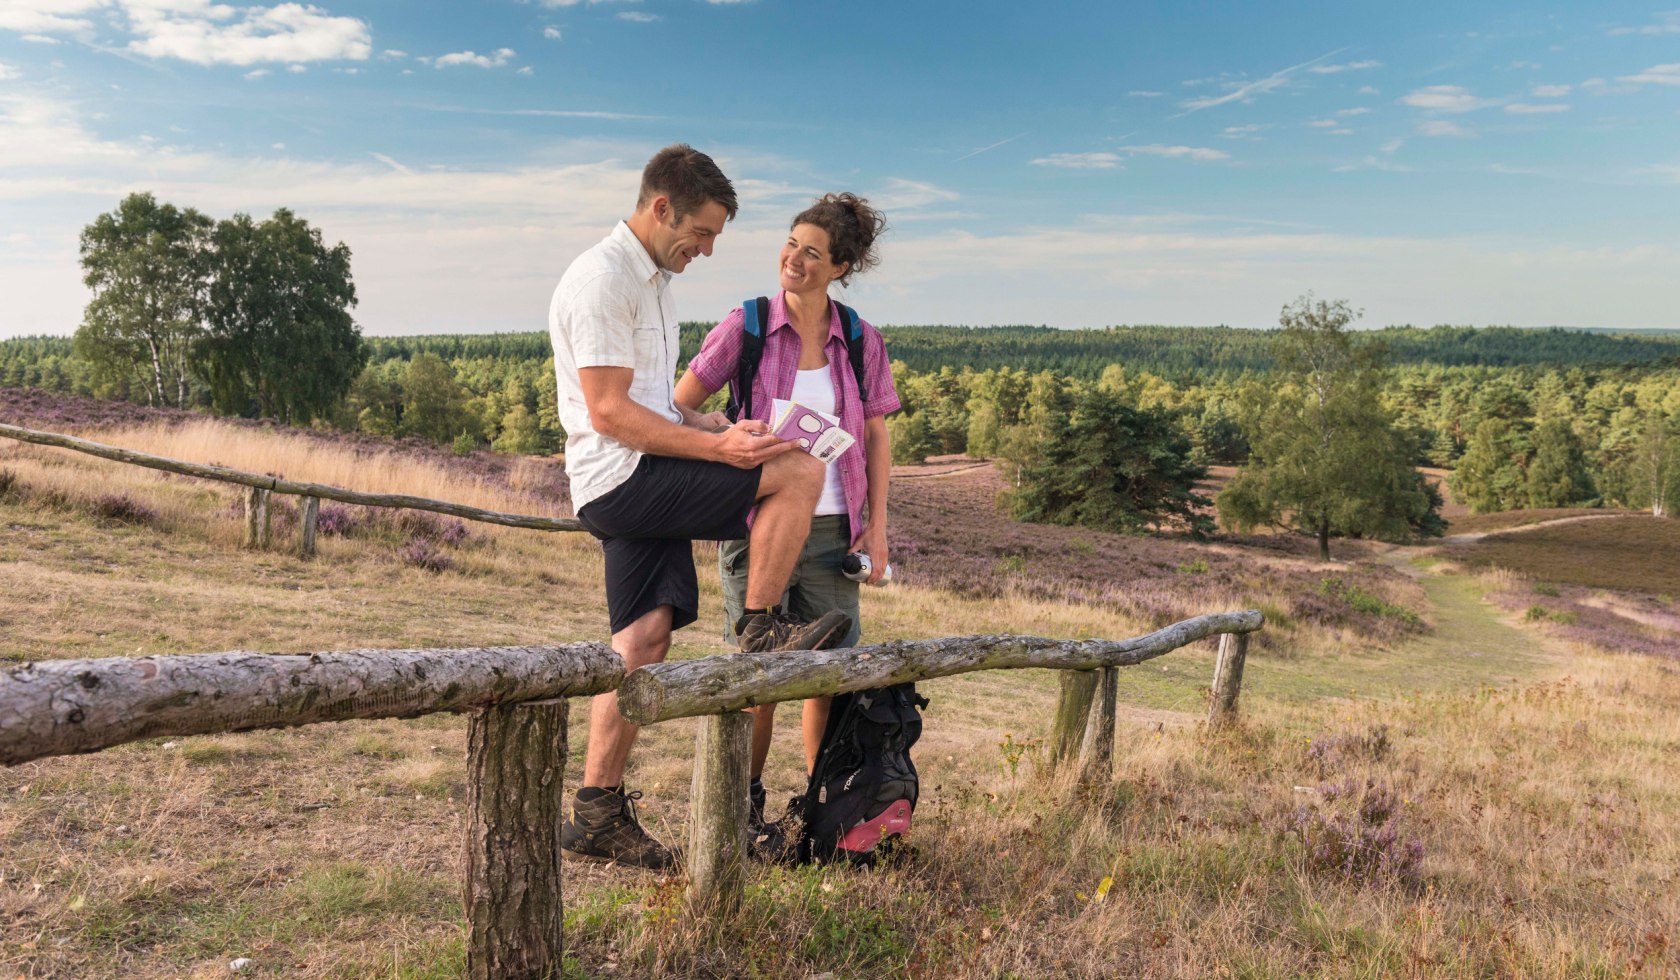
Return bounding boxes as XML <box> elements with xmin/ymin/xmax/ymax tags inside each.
<box><xmin>719</xmin><ymin>514</ymin><xmax>863</xmax><ymax>648</ymax></box>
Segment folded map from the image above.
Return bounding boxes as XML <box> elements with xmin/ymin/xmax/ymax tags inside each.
<box><xmin>770</xmin><ymin>399</ymin><xmax>856</xmax><ymax>463</ymax></box>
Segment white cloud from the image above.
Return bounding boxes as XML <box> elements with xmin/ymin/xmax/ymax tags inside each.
<box><xmin>0</xmin><ymin>62</ymin><xmax>19</xmax><ymax>80</ymax></box>
<box><xmin>121</xmin><ymin>1</ymin><xmax>371</xmax><ymax>66</ymax></box>
<box><xmin>618</xmin><ymin>11</ymin><xmax>659</xmax><ymax>22</ymax></box>
<box><xmin>382</xmin><ymin>48</ymin><xmax>406</xmax><ymax>58</ymax></box>
<box><xmin>21</xmin><ymin>33</ymin><xmax>61</xmax><ymax>43</ymax></box>
<box><xmin>243</xmin><ymin>68</ymin><xmax>268</xmax><ymax>79</ymax></box>
<box><xmin>1030</xmin><ymin>152</ymin><xmax>1121</xmax><ymax>169</ymax></box>
<box><xmin>1380</xmin><ymin>138</ymin><xmax>1404</xmax><ymax>153</ymax></box>
<box><xmin>517</xmin><ymin>66</ymin><xmax>532</xmax><ymax>75</ymax></box>
<box><xmin>1176</xmin><ymin>50</ymin><xmax>1341</xmax><ymax>114</ymax></box>
<box><xmin>287</xmin><ymin>63</ymin><xmax>305</xmax><ymax>73</ymax></box>
<box><xmin>1610</xmin><ymin>11</ymin><xmax>1680</xmax><ymax>35</ymax></box>
<box><xmin>1222</xmin><ymin>123</ymin><xmax>1267</xmax><ymax>137</ymax></box>
<box><xmin>435</xmin><ymin>48</ymin><xmax>516</xmax><ymax>69</ymax></box>
<box><xmin>543</xmin><ymin>26</ymin><xmax>562</xmax><ymax>39</ymax></box>
<box><xmin>1398</xmin><ymin>85</ymin><xmax>1492</xmax><ymax>112</ymax></box>
<box><xmin>1309</xmin><ymin>59</ymin><xmax>1381</xmax><ymax>74</ymax></box>
<box><xmin>1120</xmin><ymin>144</ymin><xmax>1230</xmax><ymax>161</ymax></box>
<box><xmin>1505</xmin><ymin>103</ymin><xmax>1569</xmax><ymax>114</ymax></box>
<box><xmin>1357</xmin><ymin>85</ymin><xmax>1379</xmax><ymax>95</ymax></box>
<box><xmin>0</xmin><ymin>1</ymin><xmax>104</xmax><ymax>34</ymax></box>
<box><xmin>1331</xmin><ymin>156</ymin><xmax>1412</xmax><ymax>173</ymax></box>
<box><xmin>1335</xmin><ymin>107</ymin><xmax>1370</xmax><ymax>117</ymax></box>
<box><xmin>1418</xmin><ymin>119</ymin><xmax>1472</xmax><ymax>137</ymax></box>
<box><xmin>1619</xmin><ymin>64</ymin><xmax>1680</xmax><ymax>86</ymax></box>
<box><xmin>1126</xmin><ymin>90</ymin><xmax>1163</xmax><ymax>97</ymax></box>
<box><xmin>1305</xmin><ymin>119</ymin><xmax>1338</xmax><ymax>128</ymax></box>
<box><xmin>1531</xmin><ymin>84</ymin><xmax>1571</xmax><ymax>97</ymax></box>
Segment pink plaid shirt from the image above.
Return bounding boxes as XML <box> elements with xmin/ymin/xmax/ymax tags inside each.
<box><xmin>687</xmin><ymin>292</ymin><xmax>902</xmax><ymax>540</ymax></box>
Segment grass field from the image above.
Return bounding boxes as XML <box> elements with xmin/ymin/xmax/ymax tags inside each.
<box><xmin>2</xmin><ymin>404</ymin><xmax>1678</xmax><ymax>978</ymax></box>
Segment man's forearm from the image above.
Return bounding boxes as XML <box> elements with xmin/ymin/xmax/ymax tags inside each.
<box><xmin>601</xmin><ymin>398</ymin><xmax>722</xmax><ymax>461</ymax></box>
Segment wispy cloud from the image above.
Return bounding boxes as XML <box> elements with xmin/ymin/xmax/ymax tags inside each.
<box><xmin>123</xmin><ymin>2</ymin><xmax>372</xmax><ymax>66</ymax></box>
<box><xmin>954</xmin><ymin>132</ymin><xmax>1025</xmax><ymax>162</ymax></box>
<box><xmin>1222</xmin><ymin>123</ymin><xmax>1268</xmax><ymax>138</ymax></box>
<box><xmin>1120</xmin><ymin>144</ymin><xmax>1230</xmax><ymax>161</ymax></box>
<box><xmin>1332</xmin><ymin>156</ymin><xmax>1413</xmax><ymax>173</ymax></box>
<box><xmin>1309</xmin><ymin>59</ymin><xmax>1381</xmax><ymax>74</ymax></box>
<box><xmin>1399</xmin><ymin>85</ymin><xmax>1493</xmax><ymax>112</ymax></box>
<box><xmin>1619</xmin><ymin>63</ymin><xmax>1680</xmax><ymax>86</ymax></box>
<box><xmin>618</xmin><ymin>11</ymin><xmax>660</xmax><ymax>22</ymax></box>
<box><xmin>0</xmin><ymin>61</ymin><xmax>18</xmax><ymax>81</ymax></box>
<box><xmin>1030</xmin><ymin>152</ymin><xmax>1121</xmax><ymax>169</ymax></box>
<box><xmin>434</xmin><ymin>48</ymin><xmax>516</xmax><ymax>69</ymax></box>
<box><xmin>1531</xmin><ymin>84</ymin><xmax>1570</xmax><ymax>97</ymax></box>
<box><xmin>413</xmin><ymin>104</ymin><xmax>656</xmax><ymax>121</ymax></box>
<box><xmin>543</xmin><ymin>26</ymin><xmax>562</xmax><ymax>40</ymax></box>
<box><xmin>1609</xmin><ymin>11</ymin><xmax>1680</xmax><ymax>35</ymax></box>
<box><xmin>1174</xmin><ymin>49</ymin><xmax>1343</xmax><ymax>115</ymax></box>
<box><xmin>1305</xmin><ymin>119</ymin><xmax>1338</xmax><ymax>128</ymax></box>
<box><xmin>0</xmin><ymin>1</ymin><xmax>102</xmax><ymax>35</ymax></box>
<box><xmin>1126</xmin><ymin>90</ymin><xmax>1164</xmax><ymax>97</ymax></box>
<box><xmin>1336</xmin><ymin>107</ymin><xmax>1371</xmax><ymax>117</ymax></box>
<box><xmin>1418</xmin><ymin>119</ymin><xmax>1472</xmax><ymax>137</ymax></box>
<box><xmin>1506</xmin><ymin>103</ymin><xmax>1569</xmax><ymax>114</ymax></box>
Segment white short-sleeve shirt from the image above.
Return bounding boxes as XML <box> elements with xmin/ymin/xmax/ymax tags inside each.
<box><xmin>549</xmin><ymin>221</ymin><xmax>681</xmax><ymax>513</ymax></box>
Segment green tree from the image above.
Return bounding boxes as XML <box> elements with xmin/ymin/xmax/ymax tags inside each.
<box><xmin>1217</xmin><ymin>295</ymin><xmax>1441</xmax><ymax>560</ymax></box>
<box><xmin>400</xmin><ymin>352</ymin><xmax>473</xmax><ymax>444</ymax></box>
<box><xmin>1451</xmin><ymin>418</ymin><xmax>1530</xmax><ymax>513</ymax></box>
<box><xmin>1631</xmin><ymin>410</ymin><xmax>1679</xmax><ymax>518</ymax></box>
<box><xmin>198</xmin><ymin>209</ymin><xmax>365</xmax><ymax>422</ymax></box>
<box><xmin>1010</xmin><ymin>386</ymin><xmax>1213</xmax><ymax>536</ymax></box>
<box><xmin>74</xmin><ymin>192</ymin><xmax>213</xmax><ymax>408</ymax></box>
<box><xmin>888</xmin><ymin>411</ymin><xmax>935</xmax><ymax>464</ymax></box>
<box><xmin>1525</xmin><ymin>418</ymin><xmax>1597</xmax><ymax>508</ymax></box>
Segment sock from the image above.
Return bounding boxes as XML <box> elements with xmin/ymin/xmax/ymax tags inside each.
<box><xmin>576</xmin><ymin>785</ymin><xmax>620</xmax><ymax>803</ymax></box>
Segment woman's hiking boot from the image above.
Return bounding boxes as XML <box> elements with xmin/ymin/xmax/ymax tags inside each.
<box><xmin>735</xmin><ymin>608</ymin><xmax>852</xmax><ymax>654</ymax></box>
<box><xmin>560</xmin><ymin>786</ymin><xmax>675</xmax><ymax>870</ymax></box>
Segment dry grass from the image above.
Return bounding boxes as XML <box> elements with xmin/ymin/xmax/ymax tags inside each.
<box><xmin>2</xmin><ymin>413</ymin><xmax>1678</xmax><ymax>977</ymax></box>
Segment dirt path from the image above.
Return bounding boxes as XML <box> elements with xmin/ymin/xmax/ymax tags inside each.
<box><xmin>1439</xmin><ymin>511</ymin><xmax>1627</xmax><ymax>545</ymax></box>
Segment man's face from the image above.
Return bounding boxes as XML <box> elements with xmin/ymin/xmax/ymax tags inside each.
<box><xmin>648</xmin><ymin>199</ymin><xmax>728</xmax><ymax>274</ymax></box>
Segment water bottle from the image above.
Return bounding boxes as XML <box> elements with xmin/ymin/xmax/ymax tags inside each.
<box><xmin>840</xmin><ymin>552</ymin><xmax>892</xmax><ymax>586</ymax></box>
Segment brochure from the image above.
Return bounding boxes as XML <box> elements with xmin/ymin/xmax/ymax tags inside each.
<box><xmin>770</xmin><ymin>399</ymin><xmax>855</xmax><ymax>463</ymax></box>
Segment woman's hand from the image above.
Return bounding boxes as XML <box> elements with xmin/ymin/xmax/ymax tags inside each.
<box><xmin>855</xmin><ymin>521</ymin><xmax>890</xmax><ymax>585</ymax></box>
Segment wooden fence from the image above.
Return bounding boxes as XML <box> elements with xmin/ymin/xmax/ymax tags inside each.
<box><xmin>1</xmin><ymin>421</ymin><xmax>1263</xmax><ymax>975</ymax></box>
<box><xmin>0</xmin><ymin>422</ymin><xmax>583</xmax><ymax>555</ymax></box>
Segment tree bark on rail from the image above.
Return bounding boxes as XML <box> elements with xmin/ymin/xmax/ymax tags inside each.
<box><xmin>1207</xmin><ymin>632</ymin><xmax>1250</xmax><ymax>729</ymax></box>
<box><xmin>0</xmin><ymin>422</ymin><xmax>585</xmax><ymax>533</ymax></box>
<box><xmin>1078</xmin><ymin>667</ymin><xmax>1119</xmax><ymax>785</ymax></box>
<box><xmin>466</xmin><ymin>698</ymin><xmax>568</xmax><ymax>980</ymax></box>
<box><xmin>687</xmin><ymin>711</ymin><xmax>752</xmax><ymax>915</ymax></box>
<box><xmin>619</xmin><ymin>611</ymin><xmax>1264</xmax><ymax>725</ymax></box>
<box><xmin>0</xmin><ymin>643</ymin><xmax>622</xmax><ymax>766</ymax></box>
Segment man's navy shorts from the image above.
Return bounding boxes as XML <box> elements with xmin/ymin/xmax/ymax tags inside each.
<box><xmin>576</xmin><ymin>454</ymin><xmax>761</xmax><ymax>635</ymax></box>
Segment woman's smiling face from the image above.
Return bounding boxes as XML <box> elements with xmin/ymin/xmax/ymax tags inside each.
<box><xmin>779</xmin><ymin>222</ymin><xmax>847</xmax><ymax>294</ymax></box>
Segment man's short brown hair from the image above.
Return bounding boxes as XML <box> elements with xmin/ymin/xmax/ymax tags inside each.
<box><xmin>636</xmin><ymin>143</ymin><xmax>738</xmax><ymax>223</ymax></box>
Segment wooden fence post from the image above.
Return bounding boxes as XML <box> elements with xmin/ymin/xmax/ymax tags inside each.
<box><xmin>465</xmin><ymin>698</ymin><xmax>568</xmax><ymax>980</ymax></box>
<box><xmin>1207</xmin><ymin>632</ymin><xmax>1250</xmax><ymax>729</ymax></box>
<box><xmin>1049</xmin><ymin>669</ymin><xmax>1099</xmax><ymax>767</ymax></box>
<box><xmin>687</xmin><ymin>710</ymin><xmax>752</xmax><ymax>914</ymax></box>
<box><xmin>298</xmin><ymin>494</ymin><xmax>320</xmax><ymax>558</ymax></box>
<box><xmin>1078</xmin><ymin>666</ymin><xmax>1118</xmax><ymax>785</ymax></box>
<box><xmin>243</xmin><ymin>487</ymin><xmax>270</xmax><ymax>549</ymax></box>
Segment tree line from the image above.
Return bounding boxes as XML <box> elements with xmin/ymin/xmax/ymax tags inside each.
<box><xmin>6</xmin><ymin>193</ymin><xmax>1679</xmax><ymax>544</ymax></box>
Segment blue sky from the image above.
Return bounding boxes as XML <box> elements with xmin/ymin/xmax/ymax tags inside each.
<box><xmin>1</xmin><ymin>1</ymin><xmax>1677</xmax><ymax>338</ymax></box>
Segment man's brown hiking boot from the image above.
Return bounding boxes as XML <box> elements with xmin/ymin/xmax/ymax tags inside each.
<box><xmin>735</xmin><ymin>608</ymin><xmax>852</xmax><ymax>654</ymax></box>
<box><xmin>560</xmin><ymin>786</ymin><xmax>676</xmax><ymax>871</ymax></box>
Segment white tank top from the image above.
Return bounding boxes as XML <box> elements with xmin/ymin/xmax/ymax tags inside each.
<box><xmin>791</xmin><ymin>367</ymin><xmax>848</xmax><ymax>516</ymax></box>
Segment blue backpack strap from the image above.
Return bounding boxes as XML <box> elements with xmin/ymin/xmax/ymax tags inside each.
<box><xmin>833</xmin><ymin>300</ymin><xmax>870</xmax><ymax>403</ymax></box>
<box><xmin>727</xmin><ymin>296</ymin><xmax>771</xmax><ymax>422</ymax></box>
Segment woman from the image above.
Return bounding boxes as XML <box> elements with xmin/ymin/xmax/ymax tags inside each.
<box><xmin>675</xmin><ymin>193</ymin><xmax>900</xmax><ymax>831</ymax></box>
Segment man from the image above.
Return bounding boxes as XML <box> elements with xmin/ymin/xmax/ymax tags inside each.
<box><xmin>549</xmin><ymin>144</ymin><xmax>852</xmax><ymax>869</ymax></box>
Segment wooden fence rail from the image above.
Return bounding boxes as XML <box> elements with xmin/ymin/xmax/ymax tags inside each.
<box><xmin>618</xmin><ymin>609</ymin><xmax>1263</xmax><ymax>911</ymax></box>
<box><xmin>1</xmin><ymin>643</ymin><xmax>622</xmax><ymax>980</ymax></box>
<box><xmin>0</xmin><ymin>423</ymin><xmax>586</xmax><ymax>552</ymax></box>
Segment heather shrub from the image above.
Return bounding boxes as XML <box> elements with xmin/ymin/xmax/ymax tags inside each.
<box><xmin>90</xmin><ymin>493</ymin><xmax>160</xmax><ymax>527</ymax></box>
<box><xmin>1285</xmin><ymin>778</ymin><xmax>1424</xmax><ymax>890</ymax></box>
<box><xmin>1307</xmin><ymin>724</ymin><xmax>1391</xmax><ymax>774</ymax></box>
<box><xmin>0</xmin><ymin>467</ymin><xmax>17</xmax><ymax>498</ymax></box>
<box><xmin>398</xmin><ymin>537</ymin><xmax>454</xmax><ymax>573</ymax></box>
<box><xmin>316</xmin><ymin>503</ymin><xmax>365</xmax><ymax>537</ymax></box>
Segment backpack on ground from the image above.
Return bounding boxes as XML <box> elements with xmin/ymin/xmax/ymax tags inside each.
<box><xmin>726</xmin><ymin>296</ymin><xmax>870</xmax><ymax>424</ymax></box>
<box><xmin>795</xmin><ymin>683</ymin><xmax>929</xmax><ymax>866</ymax></box>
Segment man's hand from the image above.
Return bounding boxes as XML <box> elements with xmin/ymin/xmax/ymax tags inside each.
<box><xmin>714</xmin><ymin>418</ymin><xmax>799</xmax><ymax>469</ymax></box>
<box><xmin>689</xmin><ymin>409</ymin><xmax>732</xmax><ymax>431</ymax></box>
